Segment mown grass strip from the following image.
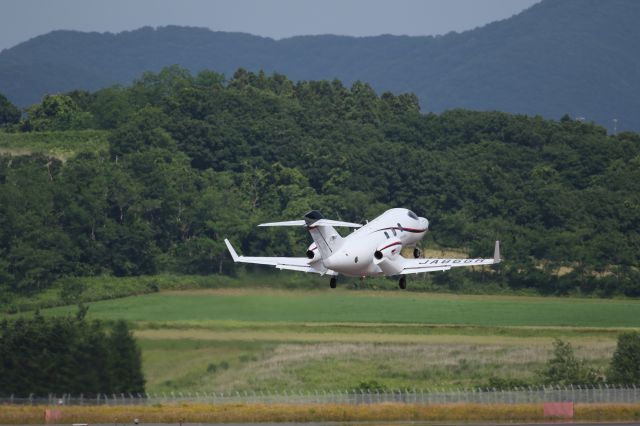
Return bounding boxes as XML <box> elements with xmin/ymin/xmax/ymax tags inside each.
<box><xmin>2</xmin><ymin>403</ymin><xmax>639</xmax><ymax>424</ymax></box>
<box><xmin>134</xmin><ymin>327</ymin><xmax>592</xmax><ymax>345</ymax></box>
<box><xmin>33</xmin><ymin>288</ymin><xmax>640</xmax><ymax>328</ymax></box>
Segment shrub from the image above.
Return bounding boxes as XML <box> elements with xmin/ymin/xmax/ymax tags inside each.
<box><xmin>608</xmin><ymin>332</ymin><xmax>640</xmax><ymax>384</ymax></box>
<box><xmin>539</xmin><ymin>339</ymin><xmax>600</xmax><ymax>386</ymax></box>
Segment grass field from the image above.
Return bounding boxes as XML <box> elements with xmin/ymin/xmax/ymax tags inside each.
<box><xmin>38</xmin><ymin>288</ymin><xmax>640</xmax><ymax>327</ymax></box>
<box><xmin>18</xmin><ymin>287</ymin><xmax>639</xmax><ymax>393</ymax></box>
<box><xmin>0</xmin><ymin>129</ymin><xmax>109</xmax><ymax>160</ymax></box>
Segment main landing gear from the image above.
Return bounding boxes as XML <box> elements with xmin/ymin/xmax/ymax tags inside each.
<box><xmin>330</xmin><ymin>277</ymin><xmax>337</xmax><ymax>289</ymax></box>
<box><xmin>398</xmin><ymin>276</ymin><xmax>407</xmax><ymax>290</ymax></box>
<box><xmin>413</xmin><ymin>247</ymin><xmax>422</xmax><ymax>258</ymax></box>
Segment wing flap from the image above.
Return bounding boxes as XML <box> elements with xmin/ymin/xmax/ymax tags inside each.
<box><xmin>400</xmin><ymin>265</ymin><xmax>452</xmax><ymax>274</ymax></box>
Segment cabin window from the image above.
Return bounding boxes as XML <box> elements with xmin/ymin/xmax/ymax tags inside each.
<box><xmin>392</xmin><ymin>228</ymin><xmax>397</xmax><ymax>236</ymax></box>
<box><xmin>397</xmin><ymin>223</ymin><xmax>404</xmax><ymax>232</ymax></box>
<box><xmin>384</xmin><ymin>231</ymin><xmax>389</xmax><ymax>239</ymax></box>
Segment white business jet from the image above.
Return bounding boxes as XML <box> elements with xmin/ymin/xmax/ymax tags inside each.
<box><xmin>225</xmin><ymin>208</ymin><xmax>500</xmax><ymax>289</ymax></box>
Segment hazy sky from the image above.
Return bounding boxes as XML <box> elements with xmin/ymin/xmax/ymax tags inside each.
<box><xmin>1</xmin><ymin>0</ymin><xmax>540</xmax><ymax>52</ymax></box>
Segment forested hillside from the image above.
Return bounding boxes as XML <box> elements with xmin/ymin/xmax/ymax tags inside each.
<box><xmin>0</xmin><ymin>67</ymin><xmax>639</xmax><ymax>301</ymax></box>
<box><xmin>1</xmin><ymin>0</ymin><xmax>639</xmax><ymax>131</ymax></box>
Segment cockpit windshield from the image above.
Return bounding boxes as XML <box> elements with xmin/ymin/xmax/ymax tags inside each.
<box><xmin>407</xmin><ymin>210</ymin><xmax>418</xmax><ymax>220</ymax></box>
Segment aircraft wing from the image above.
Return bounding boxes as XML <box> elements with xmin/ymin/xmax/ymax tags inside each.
<box><xmin>224</xmin><ymin>239</ymin><xmax>336</xmax><ymax>275</ymax></box>
<box><xmin>399</xmin><ymin>241</ymin><xmax>501</xmax><ymax>275</ymax></box>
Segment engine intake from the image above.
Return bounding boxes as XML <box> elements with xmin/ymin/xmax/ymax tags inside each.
<box><xmin>306</xmin><ymin>244</ymin><xmax>317</xmax><ymax>259</ymax></box>
<box><xmin>374</xmin><ymin>238</ymin><xmax>403</xmax><ymax>260</ymax></box>
<box><xmin>373</xmin><ymin>237</ymin><xmax>404</xmax><ymax>275</ymax></box>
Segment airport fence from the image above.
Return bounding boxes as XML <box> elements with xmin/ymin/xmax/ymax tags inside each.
<box><xmin>2</xmin><ymin>384</ymin><xmax>640</xmax><ymax>406</ymax></box>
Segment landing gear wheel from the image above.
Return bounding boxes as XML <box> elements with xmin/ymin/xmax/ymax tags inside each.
<box><xmin>330</xmin><ymin>277</ymin><xmax>337</xmax><ymax>289</ymax></box>
<box><xmin>399</xmin><ymin>276</ymin><xmax>407</xmax><ymax>290</ymax></box>
<box><xmin>413</xmin><ymin>248</ymin><xmax>422</xmax><ymax>259</ymax></box>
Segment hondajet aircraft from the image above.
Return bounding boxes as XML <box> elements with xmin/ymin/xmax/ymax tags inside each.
<box><xmin>225</xmin><ymin>208</ymin><xmax>500</xmax><ymax>289</ymax></box>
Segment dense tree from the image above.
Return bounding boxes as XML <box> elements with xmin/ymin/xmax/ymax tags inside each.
<box><xmin>0</xmin><ymin>93</ymin><xmax>20</xmax><ymax>126</ymax></box>
<box><xmin>108</xmin><ymin>320</ymin><xmax>145</xmax><ymax>394</ymax></box>
<box><xmin>23</xmin><ymin>94</ymin><xmax>93</xmax><ymax>131</ymax></box>
<box><xmin>0</xmin><ymin>311</ymin><xmax>144</xmax><ymax>396</ymax></box>
<box><xmin>608</xmin><ymin>332</ymin><xmax>640</xmax><ymax>384</ymax></box>
<box><xmin>0</xmin><ymin>67</ymin><xmax>639</xmax><ymax>298</ymax></box>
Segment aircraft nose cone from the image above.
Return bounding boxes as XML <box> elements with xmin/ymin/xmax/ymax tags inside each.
<box><xmin>420</xmin><ymin>217</ymin><xmax>429</xmax><ymax>231</ymax></box>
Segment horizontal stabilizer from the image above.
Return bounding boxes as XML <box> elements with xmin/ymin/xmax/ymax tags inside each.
<box><xmin>313</xmin><ymin>219</ymin><xmax>362</xmax><ymax>228</ymax></box>
<box><xmin>258</xmin><ymin>220</ymin><xmax>306</xmax><ymax>227</ymax></box>
<box><xmin>258</xmin><ymin>219</ymin><xmax>362</xmax><ymax>228</ymax></box>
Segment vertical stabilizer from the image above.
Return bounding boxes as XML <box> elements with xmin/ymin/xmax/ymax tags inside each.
<box><xmin>304</xmin><ymin>211</ymin><xmax>344</xmax><ymax>259</ymax></box>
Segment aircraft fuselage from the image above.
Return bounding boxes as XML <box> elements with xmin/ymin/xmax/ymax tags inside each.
<box><xmin>312</xmin><ymin>208</ymin><xmax>429</xmax><ymax>277</ymax></box>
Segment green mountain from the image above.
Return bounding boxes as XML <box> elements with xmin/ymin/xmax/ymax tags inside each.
<box><xmin>1</xmin><ymin>0</ymin><xmax>639</xmax><ymax>131</ymax></box>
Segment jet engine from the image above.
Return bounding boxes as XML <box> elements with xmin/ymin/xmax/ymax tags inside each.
<box><xmin>306</xmin><ymin>243</ymin><xmax>317</xmax><ymax>259</ymax></box>
<box><xmin>373</xmin><ymin>238</ymin><xmax>403</xmax><ymax>260</ymax></box>
<box><xmin>373</xmin><ymin>238</ymin><xmax>404</xmax><ymax>276</ymax></box>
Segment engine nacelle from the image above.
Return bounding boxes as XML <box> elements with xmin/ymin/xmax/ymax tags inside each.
<box><xmin>373</xmin><ymin>238</ymin><xmax>404</xmax><ymax>276</ymax></box>
<box><xmin>306</xmin><ymin>243</ymin><xmax>318</xmax><ymax>259</ymax></box>
<box><xmin>373</xmin><ymin>238</ymin><xmax>403</xmax><ymax>260</ymax></box>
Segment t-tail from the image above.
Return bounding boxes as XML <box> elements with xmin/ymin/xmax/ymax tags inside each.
<box><xmin>257</xmin><ymin>210</ymin><xmax>362</xmax><ymax>260</ymax></box>
<box><xmin>303</xmin><ymin>210</ymin><xmax>343</xmax><ymax>260</ymax></box>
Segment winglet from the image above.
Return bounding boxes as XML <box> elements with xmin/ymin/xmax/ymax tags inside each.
<box><xmin>493</xmin><ymin>240</ymin><xmax>501</xmax><ymax>263</ymax></box>
<box><xmin>224</xmin><ymin>238</ymin><xmax>240</xmax><ymax>262</ymax></box>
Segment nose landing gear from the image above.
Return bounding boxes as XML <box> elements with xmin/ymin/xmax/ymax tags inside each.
<box><xmin>330</xmin><ymin>277</ymin><xmax>337</xmax><ymax>289</ymax></box>
<box><xmin>399</xmin><ymin>276</ymin><xmax>407</xmax><ymax>290</ymax></box>
<box><xmin>413</xmin><ymin>247</ymin><xmax>422</xmax><ymax>258</ymax></box>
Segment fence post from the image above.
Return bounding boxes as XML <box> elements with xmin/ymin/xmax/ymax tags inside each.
<box><xmin>569</xmin><ymin>384</ymin><xmax>576</xmax><ymax>404</ymax></box>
